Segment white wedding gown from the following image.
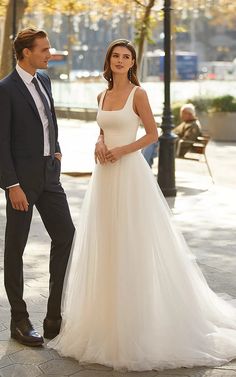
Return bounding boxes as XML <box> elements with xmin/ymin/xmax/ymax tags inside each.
<box><xmin>49</xmin><ymin>86</ymin><xmax>236</xmax><ymax>371</ymax></box>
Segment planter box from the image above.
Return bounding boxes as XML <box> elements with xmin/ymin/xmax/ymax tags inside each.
<box><xmin>198</xmin><ymin>112</ymin><xmax>236</xmax><ymax>141</ymax></box>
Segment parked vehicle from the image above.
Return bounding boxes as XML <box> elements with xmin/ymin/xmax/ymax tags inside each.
<box><xmin>145</xmin><ymin>49</ymin><xmax>198</xmax><ymax>80</ymax></box>
<box><xmin>199</xmin><ymin>61</ymin><xmax>236</xmax><ymax>80</ymax></box>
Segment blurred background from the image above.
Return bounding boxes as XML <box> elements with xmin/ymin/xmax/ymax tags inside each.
<box><xmin>0</xmin><ymin>0</ymin><xmax>236</xmax><ymax>114</ymax></box>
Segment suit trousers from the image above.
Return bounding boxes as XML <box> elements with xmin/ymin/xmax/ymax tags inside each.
<box><xmin>4</xmin><ymin>157</ymin><xmax>75</xmax><ymax>321</ymax></box>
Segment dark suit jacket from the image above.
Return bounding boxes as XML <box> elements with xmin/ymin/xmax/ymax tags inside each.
<box><xmin>0</xmin><ymin>69</ymin><xmax>61</xmax><ymax>190</ymax></box>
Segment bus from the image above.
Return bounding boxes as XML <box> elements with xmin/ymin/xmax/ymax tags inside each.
<box><xmin>145</xmin><ymin>49</ymin><xmax>198</xmax><ymax>81</ymax></box>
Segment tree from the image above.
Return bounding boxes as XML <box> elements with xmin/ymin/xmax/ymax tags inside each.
<box><xmin>0</xmin><ymin>0</ymin><xmax>28</xmax><ymax>79</ymax></box>
<box><xmin>0</xmin><ymin>0</ymin><xmax>156</xmax><ymax>76</ymax></box>
<box><xmin>133</xmin><ymin>0</ymin><xmax>157</xmax><ymax>71</ymax></box>
<box><xmin>1</xmin><ymin>0</ymin><xmax>235</xmax><ymax>79</ymax></box>
<box><xmin>89</xmin><ymin>0</ymin><xmax>158</xmax><ymax>73</ymax></box>
<box><xmin>208</xmin><ymin>0</ymin><xmax>236</xmax><ymax>29</ymax></box>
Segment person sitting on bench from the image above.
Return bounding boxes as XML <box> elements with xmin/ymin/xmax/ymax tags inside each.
<box><xmin>175</xmin><ymin>103</ymin><xmax>202</xmax><ymax>158</ymax></box>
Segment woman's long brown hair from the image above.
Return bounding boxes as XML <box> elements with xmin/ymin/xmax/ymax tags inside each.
<box><xmin>103</xmin><ymin>39</ymin><xmax>140</xmax><ymax>90</ymax></box>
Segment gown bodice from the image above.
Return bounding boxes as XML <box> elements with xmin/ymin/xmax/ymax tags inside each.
<box><xmin>96</xmin><ymin>86</ymin><xmax>140</xmax><ymax>149</ymax></box>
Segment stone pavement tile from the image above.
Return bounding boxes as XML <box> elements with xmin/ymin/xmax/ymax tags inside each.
<box><xmin>0</xmin><ymin>308</ymin><xmax>10</xmax><ymax>324</ymax></box>
<box><xmin>0</xmin><ymin>331</ymin><xmax>10</xmax><ymax>342</ymax></box>
<box><xmin>151</xmin><ymin>368</ymin><xmax>236</xmax><ymax>377</ymax></box>
<box><xmin>25</xmin><ymin>279</ymin><xmax>49</xmax><ymax>288</ymax></box>
<box><xmin>217</xmin><ymin>360</ymin><xmax>236</xmax><ymax>370</ymax></box>
<box><xmin>157</xmin><ymin>368</ymin><xmax>195</xmax><ymax>375</ymax></box>
<box><xmin>22</xmin><ymin>270</ymin><xmax>47</xmax><ymax>279</ymax></box>
<box><xmin>189</xmin><ymin>370</ymin><xmax>236</xmax><ymax>377</ymax></box>
<box><xmin>0</xmin><ymin>356</ymin><xmax>11</xmax><ymax>369</ymax></box>
<box><xmin>86</xmin><ymin>368</ymin><xmax>158</xmax><ymax>376</ymax></box>
<box><xmin>157</xmin><ymin>374</ymin><xmax>189</xmax><ymax>377</ymax></box>
<box><xmin>36</xmin><ymin>375</ymin><xmax>65</xmax><ymax>377</ymax></box>
<box><xmin>9</xmin><ymin>348</ymin><xmax>53</xmax><ymax>365</ymax></box>
<box><xmin>83</xmin><ymin>363</ymin><xmax>113</xmax><ymax>371</ymax></box>
<box><xmin>70</xmin><ymin>371</ymin><xmax>159</xmax><ymax>377</ymax></box>
<box><xmin>0</xmin><ymin>340</ymin><xmax>24</xmax><ymax>357</ymax></box>
<box><xmin>0</xmin><ymin>364</ymin><xmax>41</xmax><ymax>377</ymax></box>
<box><xmin>25</xmin><ymin>296</ymin><xmax>47</xmax><ymax>307</ymax></box>
<box><xmin>0</xmin><ymin>325</ymin><xmax>6</xmax><ymax>333</ymax></box>
<box><xmin>38</xmin><ymin>358</ymin><xmax>83</xmax><ymax>375</ymax></box>
<box><xmin>113</xmin><ymin>371</ymin><xmax>159</xmax><ymax>377</ymax></box>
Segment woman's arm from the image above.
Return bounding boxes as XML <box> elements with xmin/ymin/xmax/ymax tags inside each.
<box><xmin>105</xmin><ymin>88</ymin><xmax>158</xmax><ymax>163</ymax></box>
<box><xmin>95</xmin><ymin>93</ymin><xmax>108</xmax><ymax>164</ymax></box>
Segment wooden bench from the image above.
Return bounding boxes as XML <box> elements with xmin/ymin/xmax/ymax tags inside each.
<box><xmin>176</xmin><ymin>135</ymin><xmax>214</xmax><ymax>183</ymax></box>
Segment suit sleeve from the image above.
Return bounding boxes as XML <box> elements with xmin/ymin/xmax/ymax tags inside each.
<box><xmin>0</xmin><ymin>85</ymin><xmax>18</xmax><ymax>189</ymax></box>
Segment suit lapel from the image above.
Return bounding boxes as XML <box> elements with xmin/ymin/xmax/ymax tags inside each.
<box><xmin>12</xmin><ymin>69</ymin><xmax>41</xmax><ymax>121</ymax></box>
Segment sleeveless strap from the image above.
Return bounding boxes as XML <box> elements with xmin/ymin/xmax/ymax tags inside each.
<box><xmin>98</xmin><ymin>90</ymin><xmax>107</xmax><ymax>110</ymax></box>
<box><xmin>125</xmin><ymin>86</ymin><xmax>139</xmax><ymax>109</ymax></box>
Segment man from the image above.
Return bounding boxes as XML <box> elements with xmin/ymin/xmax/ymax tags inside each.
<box><xmin>175</xmin><ymin>103</ymin><xmax>202</xmax><ymax>157</ymax></box>
<box><xmin>0</xmin><ymin>28</ymin><xmax>75</xmax><ymax>346</ymax></box>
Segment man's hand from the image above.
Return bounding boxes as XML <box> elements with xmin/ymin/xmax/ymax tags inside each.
<box><xmin>9</xmin><ymin>186</ymin><xmax>29</xmax><ymax>212</ymax></box>
<box><xmin>54</xmin><ymin>153</ymin><xmax>62</xmax><ymax>161</ymax></box>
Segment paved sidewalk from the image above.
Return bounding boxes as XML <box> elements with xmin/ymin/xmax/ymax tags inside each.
<box><xmin>0</xmin><ymin>120</ymin><xmax>236</xmax><ymax>377</ymax></box>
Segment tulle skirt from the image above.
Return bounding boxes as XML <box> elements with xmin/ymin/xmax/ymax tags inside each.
<box><xmin>49</xmin><ymin>151</ymin><xmax>236</xmax><ymax>371</ymax></box>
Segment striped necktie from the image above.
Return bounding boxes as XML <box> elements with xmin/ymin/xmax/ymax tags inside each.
<box><xmin>32</xmin><ymin>77</ymin><xmax>55</xmax><ymax>157</ymax></box>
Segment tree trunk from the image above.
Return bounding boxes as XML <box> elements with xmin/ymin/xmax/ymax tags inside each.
<box><xmin>0</xmin><ymin>0</ymin><xmax>28</xmax><ymax>79</ymax></box>
<box><xmin>135</xmin><ymin>0</ymin><xmax>155</xmax><ymax>76</ymax></box>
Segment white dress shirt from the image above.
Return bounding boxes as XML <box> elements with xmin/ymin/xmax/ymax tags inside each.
<box><xmin>16</xmin><ymin>64</ymin><xmax>51</xmax><ymax>156</ymax></box>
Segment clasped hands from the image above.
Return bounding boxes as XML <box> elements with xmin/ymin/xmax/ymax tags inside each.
<box><xmin>95</xmin><ymin>142</ymin><xmax>123</xmax><ymax>164</ymax></box>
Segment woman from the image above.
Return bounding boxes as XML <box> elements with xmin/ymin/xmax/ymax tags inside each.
<box><xmin>49</xmin><ymin>39</ymin><xmax>236</xmax><ymax>371</ymax></box>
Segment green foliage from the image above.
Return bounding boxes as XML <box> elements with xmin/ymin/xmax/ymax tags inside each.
<box><xmin>172</xmin><ymin>96</ymin><xmax>236</xmax><ymax>125</ymax></box>
<box><xmin>188</xmin><ymin>98</ymin><xmax>214</xmax><ymax>113</ymax></box>
<box><xmin>0</xmin><ymin>0</ymin><xmax>8</xmax><ymax>16</ymax></box>
<box><xmin>171</xmin><ymin>102</ymin><xmax>182</xmax><ymax>125</ymax></box>
<box><xmin>211</xmin><ymin>95</ymin><xmax>236</xmax><ymax>112</ymax></box>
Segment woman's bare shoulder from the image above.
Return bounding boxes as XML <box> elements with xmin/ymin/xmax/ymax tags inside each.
<box><xmin>134</xmin><ymin>86</ymin><xmax>148</xmax><ymax>101</ymax></box>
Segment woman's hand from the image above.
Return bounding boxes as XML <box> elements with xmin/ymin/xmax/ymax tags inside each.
<box><xmin>105</xmin><ymin>147</ymin><xmax>124</xmax><ymax>163</ymax></box>
<box><xmin>95</xmin><ymin>141</ymin><xmax>108</xmax><ymax>164</ymax></box>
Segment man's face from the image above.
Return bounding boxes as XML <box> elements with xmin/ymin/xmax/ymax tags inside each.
<box><xmin>24</xmin><ymin>37</ymin><xmax>51</xmax><ymax>70</ymax></box>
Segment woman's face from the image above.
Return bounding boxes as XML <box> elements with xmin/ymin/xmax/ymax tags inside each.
<box><xmin>109</xmin><ymin>46</ymin><xmax>134</xmax><ymax>75</ymax></box>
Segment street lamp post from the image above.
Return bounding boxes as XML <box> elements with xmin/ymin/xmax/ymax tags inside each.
<box><xmin>157</xmin><ymin>0</ymin><xmax>177</xmax><ymax>197</ymax></box>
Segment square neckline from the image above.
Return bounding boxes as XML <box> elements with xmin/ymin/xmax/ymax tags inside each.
<box><xmin>101</xmin><ymin>86</ymin><xmax>136</xmax><ymax>112</ymax></box>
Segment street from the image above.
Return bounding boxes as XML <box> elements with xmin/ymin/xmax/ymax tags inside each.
<box><xmin>0</xmin><ymin>120</ymin><xmax>236</xmax><ymax>376</ymax></box>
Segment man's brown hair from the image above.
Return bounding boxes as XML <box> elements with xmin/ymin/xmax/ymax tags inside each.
<box><xmin>14</xmin><ymin>27</ymin><xmax>48</xmax><ymax>61</ymax></box>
